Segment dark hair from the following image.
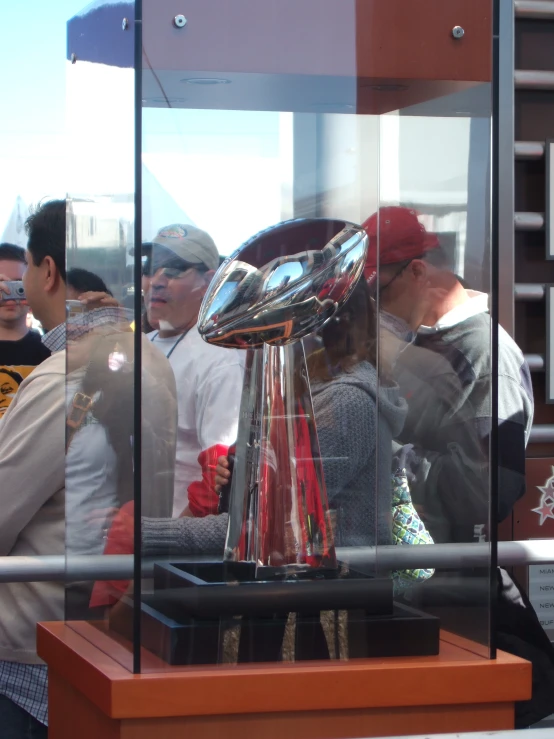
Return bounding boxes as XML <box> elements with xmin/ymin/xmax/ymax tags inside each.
<box><xmin>0</xmin><ymin>367</ymin><xmax>24</xmax><ymax>386</ymax></box>
<box><xmin>0</xmin><ymin>243</ymin><xmax>26</xmax><ymax>264</ymax></box>
<box><xmin>307</xmin><ymin>279</ymin><xmax>377</xmax><ymax>382</ymax></box>
<box><xmin>67</xmin><ymin>268</ymin><xmax>112</xmax><ymax>296</ymax></box>
<box><xmin>25</xmin><ymin>199</ymin><xmax>66</xmax><ymax>282</ymax></box>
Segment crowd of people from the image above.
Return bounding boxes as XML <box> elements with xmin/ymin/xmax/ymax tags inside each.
<box><xmin>0</xmin><ymin>199</ymin><xmax>553</xmax><ymax>737</ymax></box>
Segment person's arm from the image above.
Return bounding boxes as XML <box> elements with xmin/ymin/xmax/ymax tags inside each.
<box><xmin>77</xmin><ymin>291</ymin><xmax>121</xmax><ymax>308</ymax></box>
<box><xmin>400</xmin><ymin>373</ymin><xmax>500</xmax><ymax>536</ymax></box>
<box><xmin>0</xmin><ymin>367</ymin><xmax>65</xmax><ymax>554</ymax></box>
<box><xmin>66</xmin><ymin>423</ymin><xmax>119</xmax><ymax>556</ymax></box>
<box><xmin>187</xmin><ymin>361</ymin><xmax>243</xmax><ymax>516</ymax></box>
<box><xmin>405</xmin><ymin>421</ymin><xmax>489</xmax><ymax>533</ymax></box>
<box><xmin>496</xmin><ymin>372</ymin><xmax>532</xmax><ymax>519</ymax></box>
<box><xmin>142</xmin><ymin>513</ymin><xmax>228</xmax><ymax>557</ymax></box>
<box><xmin>315</xmin><ymin>384</ymin><xmax>377</xmax><ymax>505</ymax></box>
<box><xmin>140</xmin><ymin>349</ymin><xmax>178</xmax><ymax>519</ymax></box>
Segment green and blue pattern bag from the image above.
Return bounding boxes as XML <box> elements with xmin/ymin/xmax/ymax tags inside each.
<box><xmin>391</xmin><ymin>469</ymin><xmax>435</xmax><ymax>595</ymax></box>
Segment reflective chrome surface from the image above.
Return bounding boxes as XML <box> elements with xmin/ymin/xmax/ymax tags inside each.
<box><xmin>198</xmin><ymin>218</ymin><xmax>368</xmax><ymax>347</ymax></box>
<box><xmin>224</xmin><ymin>342</ymin><xmax>336</xmax><ymax>575</ymax></box>
<box><xmin>200</xmin><ymin>218</ymin><xmax>367</xmax><ymax>578</ymax></box>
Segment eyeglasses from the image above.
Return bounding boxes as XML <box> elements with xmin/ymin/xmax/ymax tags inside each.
<box><xmin>368</xmin><ymin>256</ymin><xmax>423</xmax><ymax>301</ymax></box>
<box><xmin>152</xmin><ymin>266</ymin><xmax>194</xmax><ymax>279</ymax></box>
<box><xmin>146</xmin><ymin>262</ymin><xmax>203</xmax><ymax>279</ymax></box>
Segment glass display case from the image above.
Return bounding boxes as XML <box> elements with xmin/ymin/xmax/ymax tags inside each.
<box><xmin>63</xmin><ymin>0</ymin><xmax>497</xmax><ymax>673</ymax></box>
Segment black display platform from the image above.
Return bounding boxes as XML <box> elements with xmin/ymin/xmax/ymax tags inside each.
<box><xmin>152</xmin><ymin>560</ymin><xmax>393</xmax><ymax>617</ymax></box>
<box><xmin>108</xmin><ymin>560</ymin><xmax>440</xmax><ymax>664</ymax></box>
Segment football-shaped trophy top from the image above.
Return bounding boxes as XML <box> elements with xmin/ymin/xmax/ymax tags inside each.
<box><xmin>198</xmin><ymin>218</ymin><xmax>368</xmax><ymax>347</ymax></box>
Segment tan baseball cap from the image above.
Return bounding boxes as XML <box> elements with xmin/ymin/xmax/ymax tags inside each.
<box><xmin>152</xmin><ymin>224</ymin><xmax>219</xmax><ymax>271</ymax></box>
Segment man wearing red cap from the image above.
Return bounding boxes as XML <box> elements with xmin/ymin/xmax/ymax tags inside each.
<box><xmin>362</xmin><ymin>208</ymin><xmax>554</xmax><ymax>729</ymax></box>
<box><xmin>363</xmin><ymin>206</ymin><xmax>533</xmax><ymax>545</ymax></box>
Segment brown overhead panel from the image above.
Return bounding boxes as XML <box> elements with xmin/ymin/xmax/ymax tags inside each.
<box><xmin>142</xmin><ymin>0</ymin><xmax>493</xmax><ymax>114</ymax></box>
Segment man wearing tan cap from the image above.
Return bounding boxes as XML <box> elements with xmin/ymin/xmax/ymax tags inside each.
<box><xmin>145</xmin><ymin>224</ymin><xmax>243</xmax><ymax>517</ymax></box>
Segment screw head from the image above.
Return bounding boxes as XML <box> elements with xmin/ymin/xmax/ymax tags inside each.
<box><xmin>174</xmin><ymin>14</ymin><xmax>187</xmax><ymax>28</ymax></box>
<box><xmin>122</xmin><ymin>17</ymin><xmax>129</xmax><ymax>30</ymax></box>
<box><xmin>71</xmin><ymin>52</ymin><xmax>77</xmax><ymax>64</ymax></box>
<box><xmin>452</xmin><ymin>26</ymin><xmax>465</xmax><ymax>39</ymax></box>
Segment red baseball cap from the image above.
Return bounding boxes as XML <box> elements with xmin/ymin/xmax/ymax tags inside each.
<box><xmin>362</xmin><ymin>207</ymin><xmax>440</xmax><ymax>281</ymax></box>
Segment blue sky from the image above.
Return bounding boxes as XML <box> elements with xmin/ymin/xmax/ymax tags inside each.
<box><xmin>1</xmin><ymin>1</ymin><xmax>84</xmax><ymax>137</ymax></box>
<box><xmin>0</xmin><ymin>0</ymin><xmax>86</xmax><ymax>213</ymax></box>
<box><xmin>0</xmin><ymin>0</ymin><xmax>286</xmax><ymax>253</ymax></box>
<box><xmin>0</xmin><ymin>0</ymin><xmax>476</xmax><ymax>258</ymax></box>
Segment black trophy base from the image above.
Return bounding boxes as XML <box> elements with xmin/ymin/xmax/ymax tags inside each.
<box><xmin>108</xmin><ymin>560</ymin><xmax>440</xmax><ymax>665</ymax></box>
<box><xmin>109</xmin><ymin>596</ymin><xmax>439</xmax><ymax>665</ymax></box>
<box><xmin>151</xmin><ymin>560</ymin><xmax>393</xmax><ymax>618</ymax></box>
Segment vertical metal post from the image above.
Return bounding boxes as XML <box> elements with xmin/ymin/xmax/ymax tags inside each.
<box><xmin>133</xmin><ymin>0</ymin><xmax>143</xmax><ymax>675</ymax></box>
<box><xmin>497</xmin><ymin>0</ymin><xmax>516</xmax><ymax>336</ymax></box>
<box><xmin>293</xmin><ymin>114</ymin><xmax>320</xmax><ymax>217</ymax></box>
<box><xmin>490</xmin><ymin>0</ymin><xmax>504</xmax><ymax>661</ymax></box>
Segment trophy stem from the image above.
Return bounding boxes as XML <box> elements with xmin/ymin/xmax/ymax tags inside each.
<box><xmin>224</xmin><ymin>340</ymin><xmax>336</xmax><ymax>578</ymax></box>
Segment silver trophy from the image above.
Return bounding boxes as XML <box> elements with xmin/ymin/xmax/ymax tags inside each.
<box><xmin>198</xmin><ymin>218</ymin><xmax>368</xmax><ymax>578</ymax></box>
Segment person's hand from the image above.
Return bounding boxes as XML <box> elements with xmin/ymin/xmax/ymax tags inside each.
<box><xmin>214</xmin><ymin>455</ymin><xmax>230</xmax><ymax>493</ymax></box>
<box><xmin>0</xmin><ymin>274</ymin><xmax>22</xmax><ymax>303</ymax></box>
<box><xmin>78</xmin><ymin>291</ymin><xmax>120</xmax><ymax>309</ymax></box>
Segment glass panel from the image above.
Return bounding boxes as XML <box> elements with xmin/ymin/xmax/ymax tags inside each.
<box><xmin>375</xmin><ymin>93</ymin><xmax>494</xmax><ymax>656</ymax></box>
<box><xmin>0</xmin><ymin>0</ymin><xmax>91</xmax><ymax>689</ymax></box>
<box><xmin>58</xmin><ymin>1</ymin><xmax>497</xmax><ymax>671</ymax></box>
<box><xmin>63</xmin><ymin>0</ymin><xmax>141</xmax><ymax>671</ymax></box>
<box><xmin>129</xmin><ymin>2</ymin><xmax>495</xmax><ymax>672</ymax></box>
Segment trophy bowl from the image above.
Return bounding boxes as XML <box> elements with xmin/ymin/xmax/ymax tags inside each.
<box><xmin>198</xmin><ymin>218</ymin><xmax>368</xmax><ymax>347</ymax></box>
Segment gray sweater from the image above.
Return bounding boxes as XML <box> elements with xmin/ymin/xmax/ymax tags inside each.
<box><xmin>143</xmin><ymin>361</ymin><xmax>407</xmax><ymax>555</ymax></box>
<box><xmin>311</xmin><ymin>361</ymin><xmax>407</xmax><ymax>546</ymax></box>
<box><xmin>394</xmin><ymin>312</ymin><xmax>533</xmax><ymax>543</ymax></box>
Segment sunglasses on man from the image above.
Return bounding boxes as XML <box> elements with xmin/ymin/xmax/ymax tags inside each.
<box><xmin>367</xmin><ymin>256</ymin><xmax>424</xmax><ymax>301</ymax></box>
<box><xmin>144</xmin><ymin>258</ymin><xmax>208</xmax><ymax>279</ymax></box>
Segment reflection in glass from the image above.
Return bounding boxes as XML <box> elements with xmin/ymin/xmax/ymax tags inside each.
<box><xmin>199</xmin><ymin>218</ymin><xmax>367</xmax><ymax>348</ymax></box>
<box><xmin>57</xmin><ymin>0</ymin><xmax>501</xmax><ymax>667</ymax></box>
<box><xmin>200</xmin><ymin>218</ymin><xmax>368</xmax><ymax>576</ymax></box>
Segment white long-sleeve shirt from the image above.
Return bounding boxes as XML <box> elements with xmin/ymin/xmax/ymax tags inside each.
<box><xmin>149</xmin><ymin>325</ymin><xmax>244</xmax><ymax>516</ymax></box>
<box><xmin>0</xmin><ymin>349</ymin><xmax>66</xmax><ymax>663</ymax></box>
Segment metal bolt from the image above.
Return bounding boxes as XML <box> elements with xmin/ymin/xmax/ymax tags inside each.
<box><xmin>173</xmin><ymin>14</ymin><xmax>187</xmax><ymax>28</ymax></box>
<box><xmin>452</xmin><ymin>26</ymin><xmax>465</xmax><ymax>39</ymax></box>
<box><xmin>122</xmin><ymin>17</ymin><xmax>129</xmax><ymax>30</ymax></box>
<box><xmin>71</xmin><ymin>53</ymin><xmax>77</xmax><ymax>64</ymax></box>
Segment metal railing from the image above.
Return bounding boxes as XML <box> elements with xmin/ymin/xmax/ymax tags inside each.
<box><xmin>515</xmin><ymin>283</ymin><xmax>545</xmax><ymax>300</ymax></box>
<box><xmin>524</xmin><ymin>353</ymin><xmax>545</xmax><ymax>371</ymax></box>
<box><xmin>0</xmin><ymin>541</ymin><xmax>552</xmax><ymax>583</ymax></box>
<box><xmin>529</xmin><ymin>425</ymin><xmax>554</xmax><ymax>444</ymax></box>
<box><xmin>515</xmin><ymin>140</ymin><xmax>546</xmax><ymax>159</ymax></box>
<box><xmin>514</xmin><ymin>211</ymin><xmax>545</xmax><ymax>230</ymax></box>
<box><xmin>515</xmin><ymin>0</ymin><xmax>554</xmax><ymax>20</ymax></box>
<box><xmin>515</xmin><ymin>69</ymin><xmax>554</xmax><ymax>90</ymax></box>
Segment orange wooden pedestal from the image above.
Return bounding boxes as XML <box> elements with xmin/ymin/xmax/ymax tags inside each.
<box><xmin>37</xmin><ymin>621</ymin><xmax>531</xmax><ymax>739</ymax></box>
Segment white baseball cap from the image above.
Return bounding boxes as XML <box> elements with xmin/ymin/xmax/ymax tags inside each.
<box><xmin>152</xmin><ymin>224</ymin><xmax>219</xmax><ymax>272</ymax></box>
